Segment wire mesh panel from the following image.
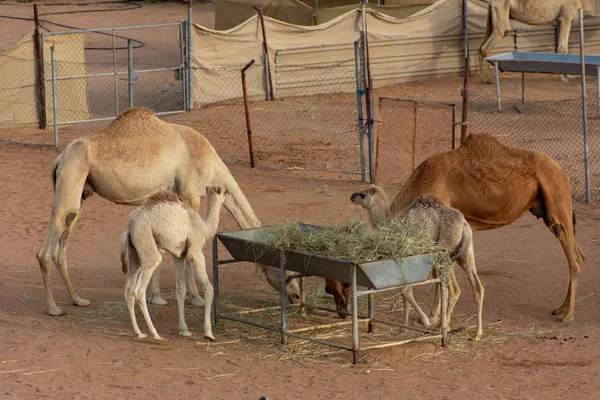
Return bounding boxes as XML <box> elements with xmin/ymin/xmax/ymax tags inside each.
<box><xmin>468</xmin><ymin>91</ymin><xmax>600</xmax><ymax>202</ymax></box>
<box><xmin>243</xmin><ymin>59</ymin><xmax>362</xmax><ymax>175</ymax></box>
<box><xmin>375</xmin><ymin>98</ymin><xmax>456</xmax><ymax>186</ymax></box>
<box><xmin>42</xmin><ymin>23</ymin><xmax>185</xmax><ymax>127</ymax></box>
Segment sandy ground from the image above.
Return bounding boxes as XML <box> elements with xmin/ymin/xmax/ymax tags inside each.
<box><xmin>2</xmin><ymin>1</ymin><xmax>600</xmax><ymax>400</ymax></box>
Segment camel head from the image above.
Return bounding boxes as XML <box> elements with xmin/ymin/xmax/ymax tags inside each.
<box><xmin>325</xmin><ymin>279</ymin><xmax>351</xmax><ymax>319</ymax></box>
<box><xmin>350</xmin><ymin>184</ymin><xmax>388</xmax><ymax>209</ymax></box>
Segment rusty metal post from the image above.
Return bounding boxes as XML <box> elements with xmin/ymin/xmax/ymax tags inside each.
<box><xmin>374</xmin><ymin>97</ymin><xmax>382</xmax><ymax>183</ymax></box>
<box><xmin>411</xmin><ymin>101</ymin><xmax>417</xmax><ymax>170</ymax></box>
<box><xmin>33</xmin><ymin>4</ymin><xmax>46</xmax><ymax>129</ymax></box>
<box><xmin>451</xmin><ymin>104</ymin><xmax>456</xmax><ymax>149</ymax></box>
<box><xmin>241</xmin><ymin>59</ymin><xmax>256</xmax><ymax>168</ymax></box>
<box><xmin>254</xmin><ymin>6</ymin><xmax>274</xmax><ymax>100</ymax></box>
<box><xmin>460</xmin><ymin>0</ymin><xmax>469</xmax><ymax>144</ymax></box>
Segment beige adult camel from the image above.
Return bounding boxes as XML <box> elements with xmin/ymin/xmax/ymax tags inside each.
<box><xmin>478</xmin><ymin>0</ymin><xmax>600</xmax><ymax>83</ymax></box>
<box><xmin>386</xmin><ymin>134</ymin><xmax>584</xmax><ymax>323</ymax></box>
<box><xmin>37</xmin><ymin>107</ymin><xmax>300</xmax><ymax>316</ymax></box>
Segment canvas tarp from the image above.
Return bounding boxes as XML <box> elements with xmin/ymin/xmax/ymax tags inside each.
<box><xmin>193</xmin><ymin>0</ymin><xmax>600</xmax><ymax>106</ymax></box>
<box><xmin>215</xmin><ymin>0</ymin><xmax>313</xmax><ymax>30</ymax></box>
<box><xmin>216</xmin><ymin>0</ymin><xmax>434</xmax><ymax>30</ymax></box>
<box><xmin>0</xmin><ymin>32</ymin><xmax>89</xmax><ymax>129</ymax></box>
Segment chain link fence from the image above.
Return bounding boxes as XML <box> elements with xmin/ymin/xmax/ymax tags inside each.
<box><xmin>468</xmin><ymin>90</ymin><xmax>600</xmax><ymax>202</ymax></box>
<box><xmin>374</xmin><ymin>97</ymin><xmax>457</xmax><ymax>186</ymax></box>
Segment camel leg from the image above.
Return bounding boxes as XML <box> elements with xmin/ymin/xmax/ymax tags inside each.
<box><xmin>478</xmin><ymin>1</ymin><xmax>510</xmax><ymax>84</ymax></box>
<box><xmin>37</xmin><ymin>166</ymin><xmax>90</xmax><ymax>316</ymax></box>
<box><xmin>125</xmin><ymin>265</ymin><xmax>146</xmax><ymax>339</ymax></box>
<box><xmin>179</xmin><ymin>191</ymin><xmax>206</xmax><ymax>307</ymax></box>
<box><xmin>457</xmin><ymin>250</ymin><xmax>484</xmax><ymax>340</ymax></box>
<box><xmin>551</xmin><ymin>232</ymin><xmax>582</xmax><ymax>322</ymax></box>
<box><xmin>173</xmin><ymin>257</ymin><xmax>192</xmax><ymax>337</ymax></box>
<box><xmin>557</xmin><ymin>15</ymin><xmax>575</xmax><ymax>82</ymax></box>
<box><xmin>148</xmin><ymin>269</ymin><xmax>168</xmax><ymax>306</ymax></box>
<box><xmin>429</xmin><ymin>268</ymin><xmax>441</xmax><ymax>327</ymax></box>
<box><xmin>134</xmin><ymin>263</ymin><xmax>164</xmax><ymax>341</ymax></box>
<box><xmin>445</xmin><ymin>270</ymin><xmax>461</xmax><ymax>327</ymax></box>
<box><xmin>188</xmin><ymin>249</ymin><xmax>215</xmax><ymax>341</ymax></box>
<box><xmin>402</xmin><ymin>287</ymin><xmax>431</xmax><ymax>329</ymax></box>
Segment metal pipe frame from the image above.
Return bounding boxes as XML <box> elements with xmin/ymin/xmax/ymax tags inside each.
<box><xmin>112</xmin><ymin>31</ymin><xmax>119</xmax><ymax>116</ymax></box>
<box><xmin>579</xmin><ymin>9</ymin><xmax>591</xmax><ymax>204</ymax></box>
<box><xmin>50</xmin><ymin>44</ymin><xmax>58</xmax><ymax>148</ymax></box>
<box><xmin>212</xmin><ymin>248</ymin><xmax>447</xmax><ymax>365</ymax></box>
<box><xmin>42</xmin><ymin>22</ymin><xmax>181</xmax><ymax>36</ymax></box>
<box><xmin>128</xmin><ymin>39</ymin><xmax>134</xmax><ymax>109</ymax></box>
<box><xmin>355</xmin><ymin>40</ymin><xmax>366</xmax><ymax>182</ymax></box>
<box><xmin>494</xmin><ymin>61</ymin><xmax>501</xmax><ymax>112</ymax></box>
<box><xmin>241</xmin><ymin>59</ymin><xmax>256</xmax><ymax>168</ymax></box>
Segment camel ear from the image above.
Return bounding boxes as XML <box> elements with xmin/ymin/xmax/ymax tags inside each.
<box><xmin>367</xmin><ymin>187</ymin><xmax>376</xmax><ymax>196</ymax></box>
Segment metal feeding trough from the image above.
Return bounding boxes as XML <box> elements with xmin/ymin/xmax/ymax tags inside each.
<box><xmin>212</xmin><ymin>223</ymin><xmax>449</xmax><ymax>364</ymax></box>
<box><xmin>485</xmin><ymin>51</ymin><xmax>600</xmax><ymax>112</ymax></box>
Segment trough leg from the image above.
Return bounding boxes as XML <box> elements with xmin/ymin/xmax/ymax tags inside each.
<box><xmin>367</xmin><ymin>290</ymin><xmax>374</xmax><ymax>333</ymax></box>
<box><xmin>351</xmin><ymin>265</ymin><xmax>359</xmax><ymax>364</ymax></box>
<box><xmin>440</xmin><ymin>277</ymin><xmax>448</xmax><ymax>348</ymax></box>
<box><xmin>212</xmin><ymin>237</ymin><xmax>220</xmax><ymax>326</ymax></box>
<box><xmin>279</xmin><ymin>251</ymin><xmax>287</xmax><ymax>345</ymax></box>
<box><xmin>299</xmin><ymin>277</ymin><xmax>306</xmax><ymax>319</ymax></box>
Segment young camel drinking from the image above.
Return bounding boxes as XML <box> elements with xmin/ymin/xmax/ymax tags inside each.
<box><xmin>120</xmin><ymin>187</ymin><xmax>228</xmax><ymax>341</ymax></box>
<box><xmin>348</xmin><ymin>185</ymin><xmax>484</xmax><ymax>340</ymax></box>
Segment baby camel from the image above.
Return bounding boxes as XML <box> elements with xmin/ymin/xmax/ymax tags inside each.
<box><xmin>120</xmin><ymin>187</ymin><xmax>228</xmax><ymax>341</ymax></box>
<box><xmin>349</xmin><ymin>185</ymin><xmax>484</xmax><ymax>340</ymax></box>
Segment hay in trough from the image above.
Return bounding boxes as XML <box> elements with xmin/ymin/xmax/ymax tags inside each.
<box><xmin>257</xmin><ymin>219</ymin><xmax>454</xmax><ymax>275</ymax></box>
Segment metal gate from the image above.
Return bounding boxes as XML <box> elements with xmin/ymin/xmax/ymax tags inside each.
<box><xmin>375</xmin><ymin>98</ymin><xmax>457</xmax><ymax>186</ymax></box>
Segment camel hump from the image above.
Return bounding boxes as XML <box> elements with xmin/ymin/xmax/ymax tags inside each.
<box><xmin>145</xmin><ymin>190</ymin><xmax>181</xmax><ymax>207</ymax></box>
<box><xmin>414</xmin><ymin>195</ymin><xmax>445</xmax><ymax>209</ymax></box>
<box><xmin>114</xmin><ymin>107</ymin><xmax>156</xmax><ymax>122</ymax></box>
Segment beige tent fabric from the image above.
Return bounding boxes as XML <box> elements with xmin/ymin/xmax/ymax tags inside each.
<box><xmin>0</xmin><ymin>34</ymin><xmax>39</xmax><ymax>129</ymax></box>
<box><xmin>215</xmin><ymin>0</ymin><xmax>314</xmax><ymax>30</ymax></box>
<box><xmin>0</xmin><ymin>32</ymin><xmax>89</xmax><ymax>129</ymax></box>
<box><xmin>43</xmin><ymin>33</ymin><xmax>90</xmax><ymax>125</ymax></box>
<box><xmin>193</xmin><ymin>0</ymin><xmax>600</xmax><ymax>106</ymax></box>
<box><xmin>315</xmin><ymin>3</ymin><xmax>430</xmax><ymax>24</ymax></box>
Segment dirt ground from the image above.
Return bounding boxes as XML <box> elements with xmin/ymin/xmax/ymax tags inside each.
<box><xmin>2</xmin><ymin>1</ymin><xmax>600</xmax><ymax>400</ymax></box>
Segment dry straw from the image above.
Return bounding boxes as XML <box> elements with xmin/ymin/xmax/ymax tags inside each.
<box><xmin>257</xmin><ymin>219</ymin><xmax>454</xmax><ymax>276</ymax></box>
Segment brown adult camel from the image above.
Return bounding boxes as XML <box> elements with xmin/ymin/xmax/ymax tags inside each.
<box><xmin>37</xmin><ymin>107</ymin><xmax>300</xmax><ymax>316</ymax></box>
<box><xmin>479</xmin><ymin>0</ymin><xmax>600</xmax><ymax>83</ymax></box>
<box><xmin>327</xmin><ymin>134</ymin><xmax>583</xmax><ymax>325</ymax></box>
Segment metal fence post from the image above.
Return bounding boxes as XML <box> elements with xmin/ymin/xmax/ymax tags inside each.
<box><xmin>187</xmin><ymin>1</ymin><xmax>194</xmax><ymax>110</ymax></box>
<box><xmin>241</xmin><ymin>60</ymin><xmax>256</xmax><ymax>168</ymax></box>
<box><xmin>460</xmin><ymin>0</ymin><xmax>469</xmax><ymax>143</ymax></box>
<box><xmin>128</xmin><ymin>39</ymin><xmax>134</xmax><ymax>109</ymax></box>
<box><xmin>180</xmin><ymin>21</ymin><xmax>188</xmax><ymax>112</ymax></box>
<box><xmin>112</xmin><ymin>30</ymin><xmax>119</xmax><ymax>116</ymax></box>
<box><xmin>361</xmin><ymin>4</ymin><xmax>375</xmax><ymax>183</ymax></box>
<box><xmin>34</xmin><ymin>4</ymin><xmax>47</xmax><ymax>129</ymax></box>
<box><xmin>50</xmin><ymin>44</ymin><xmax>58</xmax><ymax>148</ymax></box>
<box><xmin>354</xmin><ymin>40</ymin><xmax>366</xmax><ymax>182</ymax></box>
<box><xmin>579</xmin><ymin>9</ymin><xmax>591</xmax><ymax>203</ymax></box>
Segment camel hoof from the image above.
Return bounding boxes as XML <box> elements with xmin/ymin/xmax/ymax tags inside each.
<box><xmin>136</xmin><ymin>333</ymin><xmax>148</xmax><ymax>339</ymax></box>
<box><xmin>74</xmin><ymin>298</ymin><xmax>91</xmax><ymax>307</ymax></box>
<box><xmin>153</xmin><ymin>335</ymin><xmax>165</xmax><ymax>341</ymax></box>
<box><xmin>48</xmin><ymin>306</ymin><xmax>63</xmax><ymax>316</ymax></box>
<box><xmin>204</xmin><ymin>334</ymin><xmax>215</xmax><ymax>342</ymax></box>
<box><xmin>148</xmin><ymin>295</ymin><xmax>168</xmax><ymax>306</ymax></box>
<box><xmin>559</xmin><ymin>314</ymin><xmax>574</xmax><ymax>322</ymax></box>
<box><xmin>190</xmin><ymin>297</ymin><xmax>205</xmax><ymax>307</ymax></box>
<box><xmin>179</xmin><ymin>330</ymin><xmax>193</xmax><ymax>337</ymax></box>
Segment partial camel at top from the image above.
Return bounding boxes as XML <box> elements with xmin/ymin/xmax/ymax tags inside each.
<box><xmin>479</xmin><ymin>0</ymin><xmax>600</xmax><ymax>83</ymax></box>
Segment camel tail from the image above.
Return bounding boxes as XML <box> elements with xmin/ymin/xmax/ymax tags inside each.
<box><xmin>120</xmin><ymin>229</ymin><xmax>132</xmax><ymax>274</ymax></box>
<box><xmin>51</xmin><ymin>154</ymin><xmax>61</xmax><ymax>193</ymax></box>
<box><xmin>450</xmin><ymin>222</ymin><xmax>472</xmax><ymax>262</ymax></box>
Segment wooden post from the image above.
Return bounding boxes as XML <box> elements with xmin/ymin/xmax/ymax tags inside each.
<box><xmin>34</xmin><ymin>4</ymin><xmax>47</xmax><ymax>129</ymax></box>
